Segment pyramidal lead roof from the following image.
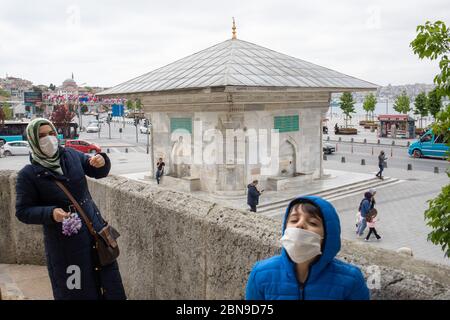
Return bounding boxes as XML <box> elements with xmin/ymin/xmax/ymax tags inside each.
<box><xmin>99</xmin><ymin>39</ymin><xmax>378</xmax><ymax>95</ymax></box>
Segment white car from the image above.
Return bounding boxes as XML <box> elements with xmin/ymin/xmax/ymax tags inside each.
<box><xmin>140</xmin><ymin>126</ymin><xmax>150</xmax><ymax>134</ymax></box>
<box><xmin>2</xmin><ymin>141</ymin><xmax>31</xmax><ymax>156</ymax></box>
<box><xmin>86</xmin><ymin>123</ymin><xmax>100</xmax><ymax>133</ymax></box>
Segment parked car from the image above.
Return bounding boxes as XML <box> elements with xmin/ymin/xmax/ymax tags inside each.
<box><xmin>323</xmin><ymin>143</ymin><xmax>336</xmax><ymax>154</ymax></box>
<box><xmin>86</xmin><ymin>123</ymin><xmax>100</xmax><ymax>133</ymax></box>
<box><xmin>408</xmin><ymin>129</ymin><xmax>449</xmax><ymax>159</ymax></box>
<box><xmin>2</xmin><ymin>141</ymin><xmax>31</xmax><ymax>156</ymax></box>
<box><xmin>65</xmin><ymin>140</ymin><xmax>101</xmax><ymax>154</ymax></box>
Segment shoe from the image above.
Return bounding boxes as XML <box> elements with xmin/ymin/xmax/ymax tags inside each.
<box><xmin>365</xmin><ymin>239</ymin><xmax>369</xmax><ymax>241</ymax></box>
<box><xmin>377</xmin><ymin>237</ymin><xmax>381</xmax><ymax>241</ymax></box>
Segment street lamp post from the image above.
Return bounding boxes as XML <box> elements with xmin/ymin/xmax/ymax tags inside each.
<box><xmin>150</xmin><ymin>118</ymin><xmax>154</xmax><ymax>178</ymax></box>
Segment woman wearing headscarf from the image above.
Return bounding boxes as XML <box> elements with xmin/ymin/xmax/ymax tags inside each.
<box><xmin>15</xmin><ymin>118</ymin><xmax>126</xmax><ymax>300</ymax></box>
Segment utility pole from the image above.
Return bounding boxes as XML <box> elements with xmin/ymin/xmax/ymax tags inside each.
<box><xmin>150</xmin><ymin>116</ymin><xmax>155</xmax><ymax>178</ymax></box>
<box><xmin>145</xmin><ymin>119</ymin><xmax>150</xmax><ymax>154</ymax></box>
<box><xmin>134</xmin><ymin>116</ymin><xmax>139</xmax><ymax>143</ymax></box>
<box><xmin>107</xmin><ymin>113</ymin><xmax>111</xmax><ymax>139</ymax></box>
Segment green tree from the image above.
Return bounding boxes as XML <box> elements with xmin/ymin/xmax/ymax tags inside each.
<box><xmin>427</xmin><ymin>88</ymin><xmax>443</xmax><ymax>118</ymax></box>
<box><xmin>125</xmin><ymin>99</ymin><xmax>135</xmax><ymax>111</ymax></box>
<box><xmin>135</xmin><ymin>98</ymin><xmax>142</xmax><ymax>111</ymax></box>
<box><xmin>0</xmin><ymin>88</ymin><xmax>10</xmax><ymax>97</ymax></box>
<box><xmin>393</xmin><ymin>91</ymin><xmax>411</xmax><ymax>114</ymax></box>
<box><xmin>410</xmin><ymin>21</ymin><xmax>449</xmax><ymax>97</ymax></box>
<box><xmin>412</xmin><ymin>21</ymin><xmax>450</xmax><ymax>257</ymax></box>
<box><xmin>424</xmin><ymin>104</ymin><xmax>450</xmax><ymax>257</ymax></box>
<box><xmin>339</xmin><ymin>92</ymin><xmax>355</xmax><ymax>127</ymax></box>
<box><xmin>413</xmin><ymin>91</ymin><xmax>428</xmax><ymax>128</ymax></box>
<box><xmin>49</xmin><ymin>83</ymin><xmax>56</xmax><ymax>91</ymax></box>
<box><xmin>363</xmin><ymin>93</ymin><xmax>377</xmax><ymax>121</ymax></box>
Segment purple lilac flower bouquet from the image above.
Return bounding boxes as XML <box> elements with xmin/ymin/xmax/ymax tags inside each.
<box><xmin>62</xmin><ymin>213</ymin><xmax>82</xmax><ymax>236</ymax></box>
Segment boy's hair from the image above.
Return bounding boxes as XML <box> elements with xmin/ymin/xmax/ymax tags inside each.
<box><xmin>366</xmin><ymin>208</ymin><xmax>378</xmax><ymax>222</ymax></box>
<box><xmin>290</xmin><ymin>202</ymin><xmax>323</xmax><ymax>222</ymax></box>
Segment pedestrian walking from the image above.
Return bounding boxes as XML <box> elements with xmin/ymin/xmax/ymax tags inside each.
<box><xmin>356</xmin><ymin>189</ymin><xmax>375</xmax><ymax>231</ymax></box>
<box><xmin>15</xmin><ymin>118</ymin><xmax>126</xmax><ymax>300</ymax></box>
<box><xmin>247</xmin><ymin>180</ymin><xmax>263</xmax><ymax>212</ymax></box>
<box><xmin>365</xmin><ymin>208</ymin><xmax>381</xmax><ymax>241</ymax></box>
<box><xmin>156</xmin><ymin>157</ymin><xmax>165</xmax><ymax>184</ymax></box>
<box><xmin>357</xmin><ymin>192</ymin><xmax>372</xmax><ymax>237</ymax></box>
<box><xmin>376</xmin><ymin>151</ymin><xmax>387</xmax><ymax>179</ymax></box>
<box><xmin>245</xmin><ymin>196</ymin><xmax>370</xmax><ymax>300</ymax></box>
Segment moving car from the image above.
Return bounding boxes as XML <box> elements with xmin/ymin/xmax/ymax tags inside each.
<box><xmin>86</xmin><ymin>123</ymin><xmax>100</xmax><ymax>133</ymax></box>
<box><xmin>65</xmin><ymin>140</ymin><xmax>101</xmax><ymax>154</ymax></box>
<box><xmin>408</xmin><ymin>129</ymin><xmax>449</xmax><ymax>159</ymax></box>
<box><xmin>2</xmin><ymin>141</ymin><xmax>31</xmax><ymax>156</ymax></box>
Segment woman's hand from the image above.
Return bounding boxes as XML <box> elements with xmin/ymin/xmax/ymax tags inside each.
<box><xmin>52</xmin><ymin>208</ymin><xmax>70</xmax><ymax>223</ymax></box>
<box><xmin>89</xmin><ymin>154</ymin><xmax>105</xmax><ymax>168</ymax></box>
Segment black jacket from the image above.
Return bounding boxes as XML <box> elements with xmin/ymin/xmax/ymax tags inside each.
<box><xmin>247</xmin><ymin>184</ymin><xmax>261</xmax><ymax>206</ymax></box>
<box><xmin>15</xmin><ymin>147</ymin><xmax>126</xmax><ymax>300</ymax></box>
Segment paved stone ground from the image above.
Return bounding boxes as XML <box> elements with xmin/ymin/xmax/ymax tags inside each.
<box><xmin>322</xmin><ymin>159</ymin><xmax>449</xmax><ymax>266</ymax></box>
<box><xmin>0</xmin><ymin>264</ymin><xmax>52</xmax><ymax>300</ymax></box>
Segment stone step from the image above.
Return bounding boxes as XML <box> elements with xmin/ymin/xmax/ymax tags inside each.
<box><xmin>259</xmin><ymin>177</ymin><xmax>400</xmax><ymax>217</ymax></box>
<box><xmin>257</xmin><ymin>178</ymin><xmax>379</xmax><ymax>212</ymax></box>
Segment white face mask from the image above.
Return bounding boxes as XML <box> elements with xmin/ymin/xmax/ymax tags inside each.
<box><xmin>39</xmin><ymin>135</ymin><xmax>59</xmax><ymax>157</ymax></box>
<box><xmin>281</xmin><ymin>227</ymin><xmax>323</xmax><ymax>264</ymax></box>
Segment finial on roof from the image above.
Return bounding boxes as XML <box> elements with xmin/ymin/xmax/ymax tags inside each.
<box><xmin>232</xmin><ymin>17</ymin><xmax>237</xmax><ymax>40</ymax></box>
<box><xmin>71</xmin><ymin>72</ymin><xmax>74</xmax><ymax>80</ymax></box>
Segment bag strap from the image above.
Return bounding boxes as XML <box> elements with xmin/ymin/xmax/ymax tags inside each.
<box><xmin>53</xmin><ymin>179</ymin><xmax>98</xmax><ymax>239</ymax></box>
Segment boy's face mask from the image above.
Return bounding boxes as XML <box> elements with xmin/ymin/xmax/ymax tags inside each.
<box><xmin>281</xmin><ymin>227</ymin><xmax>323</xmax><ymax>264</ymax></box>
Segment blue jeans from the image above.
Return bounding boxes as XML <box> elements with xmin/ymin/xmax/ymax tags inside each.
<box><xmin>156</xmin><ymin>170</ymin><xmax>163</xmax><ymax>184</ymax></box>
<box><xmin>376</xmin><ymin>165</ymin><xmax>384</xmax><ymax>177</ymax></box>
<box><xmin>357</xmin><ymin>217</ymin><xmax>367</xmax><ymax>236</ymax></box>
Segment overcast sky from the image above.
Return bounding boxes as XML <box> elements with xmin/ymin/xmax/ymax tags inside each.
<box><xmin>1</xmin><ymin>0</ymin><xmax>448</xmax><ymax>88</ymax></box>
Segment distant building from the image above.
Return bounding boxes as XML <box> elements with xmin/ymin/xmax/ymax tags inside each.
<box><xmin>0</xmin><ymin>76</ymin><xmax>33</xmax><ymax>100</ymax></box>
<box><xmin>58</xmin><ymin>73</ymin><xmax>78</xmax><ymax>94</ymax></box>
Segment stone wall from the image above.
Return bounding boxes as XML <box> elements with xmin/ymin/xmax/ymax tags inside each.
<box><xmin>1</xmin><ymin>170</ymin><xmax>449</xmax><ymax>299</ymax></box>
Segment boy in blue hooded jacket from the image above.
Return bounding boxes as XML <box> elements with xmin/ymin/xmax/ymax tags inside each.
<box><xmin>246</xmin><ymin>196</ymin><xmax>370</xmax><ymax>300</ymax></box>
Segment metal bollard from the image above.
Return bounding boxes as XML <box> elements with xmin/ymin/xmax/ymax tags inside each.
<box><xmin>361</xmin><ymin>159</ymin><xmax>366</xmax><ymax>165</ymax></box>
<box><xmin>434</xmin><ymin>167</ymin><xmax>439</xmax><ymax>174</ymax></box>
<box><xmin>327</xmin><ymin>136</ymin><xmax>330</xmax><ymax>141</ymax></box>
<box><xmin>377</xmin><ymin>139</ymin><xmax>380</xmax><ymax>144</ymax></box>
<box><xmin>339</xmin><ymin>137</ymin><xmax>342</xmax><ymax>142</ymax></box>
<box><xmin>125</xmin><ymin>148</ymin><xmax>128</xmax><ymax>153</ymax></box>
<box><xmin>341</xmin><ymin>156</ymin><xmax>346</xmax><ymax>163</ymax></box>
<box><xmin>407</xmin><ymin>164</ymin><xmax>412</xmax><ymax>171</ymax></box>
<box><xmin>392</xmin><ymin>140</ymin><xmax>395</xmax><ymax>146</ymax></box>
<box><xmin>351</xmin><ymin>137</ymin><xmax>354</xmax><ymax>143</ymax></box>
<box><xmin>107</xmin><ymin>148</ymin><xmax>110</xmax><ymax>153</ymax></box>
<box><xmin>323</xmin><ymin>154</ymin><xmax>327</xmax><ymax>161</ymax></box>
<box><xmin>364</xmin><ymin>138</ymin><xmax>367</xmax><ymax>144</ymax></box>
<box><xmin>407</xmin><ymin>141</ymin><xmax>410</xmax><ymax>147</ymax></box>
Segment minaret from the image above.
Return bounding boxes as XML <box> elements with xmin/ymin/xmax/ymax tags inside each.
<box><xmin>232</xmin><ymin>17</ymin><xmax>237</xmax><ymax>40</ymax></box>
